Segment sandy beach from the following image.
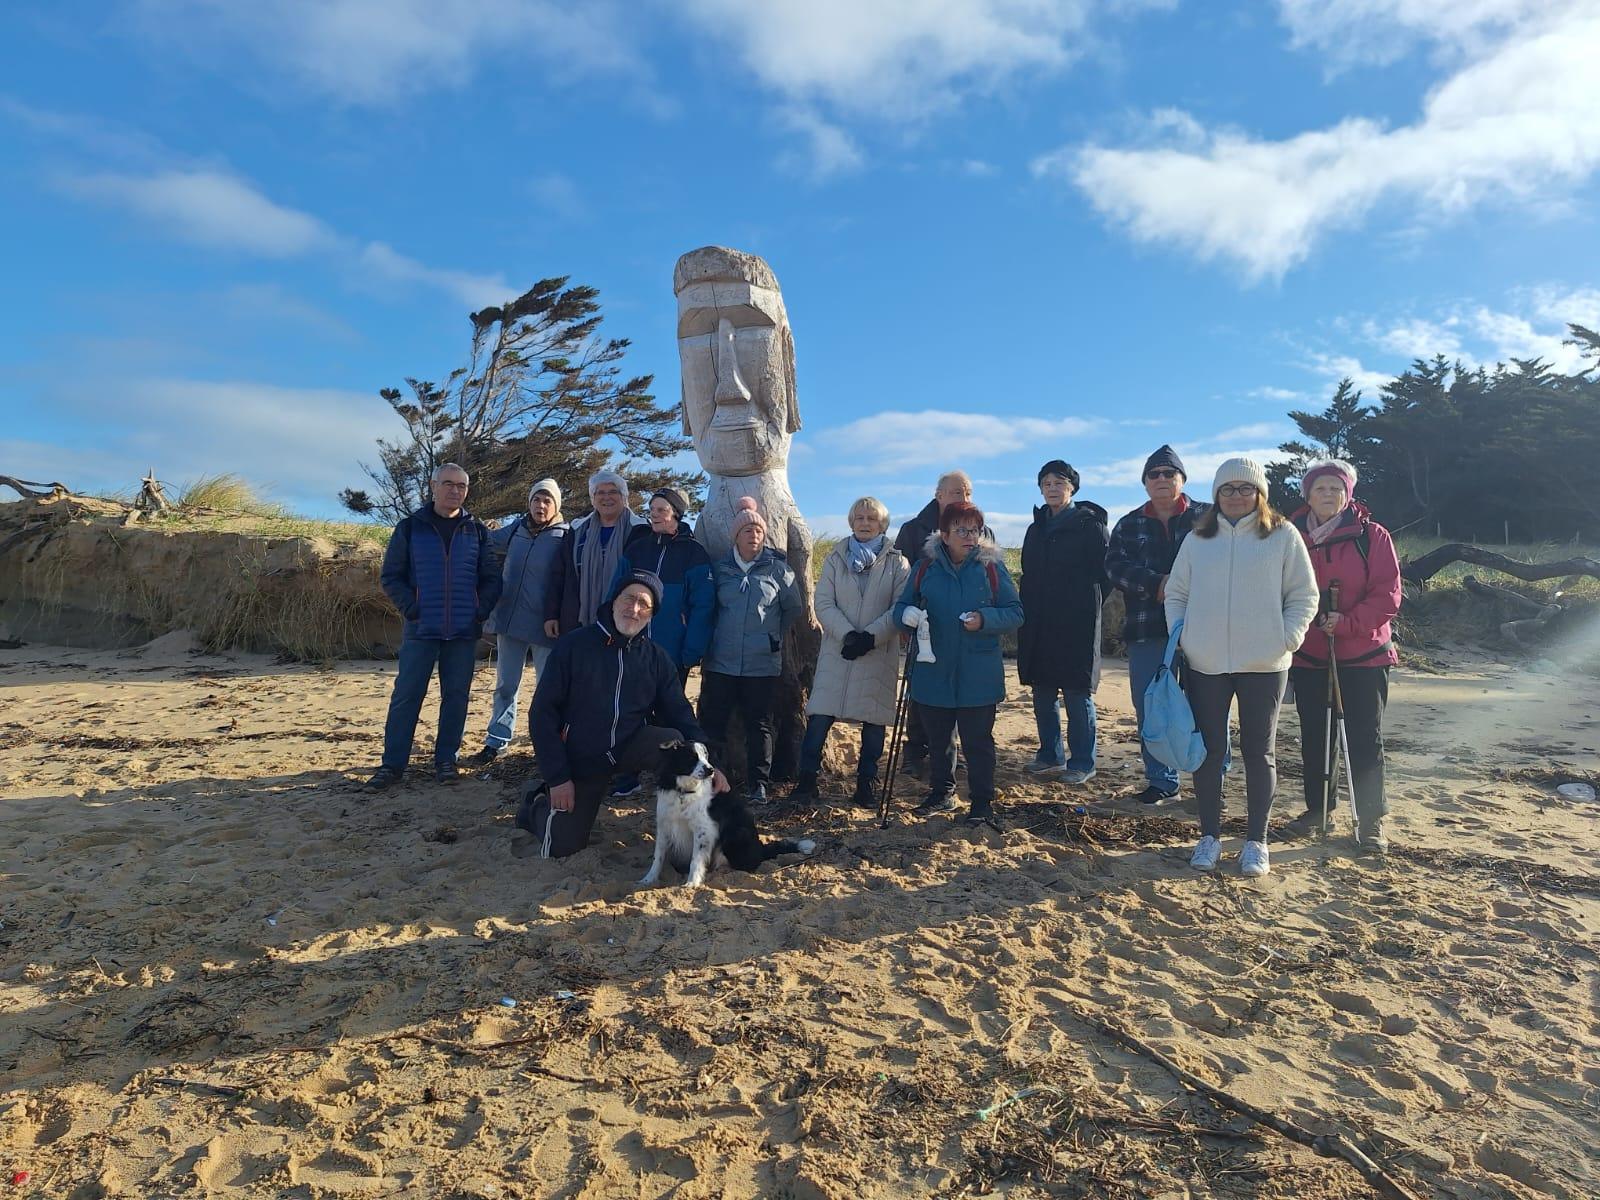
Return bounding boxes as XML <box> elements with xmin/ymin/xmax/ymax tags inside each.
<box><xmin>2</xmin><ymin>635</ymin><xmax>1597</xmax><ymax>1198</ymax></box>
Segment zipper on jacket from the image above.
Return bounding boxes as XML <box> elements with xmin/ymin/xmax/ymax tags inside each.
<box><xmin>610</xmin><ymin>644</ymin><xmax>625</xmax><ymax>752</ymax></box>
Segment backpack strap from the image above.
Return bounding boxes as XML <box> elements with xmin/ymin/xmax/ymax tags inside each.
<box><xmin>985</xmin><ymin>560</ymin><xmax>999</xmax><ymax>606</ymax></box>
<box><xmin>912</xmin><ymin>558</ymin><xmax>931</xmax><ymax>603</ymax></box>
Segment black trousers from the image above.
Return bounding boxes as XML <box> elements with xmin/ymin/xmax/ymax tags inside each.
<box><xmin>919</xmin><ymin>704</ymin><xmax>997</xmax><ymax>804</ymax></box>
<box><xmin>1291</xmin><ymin>665</ymin><xmax>1389</xmax><ymax>825</ymax></box>
<box><xmin>697</xmin><ymin>671</ymin><xmax>777</xmax><ymax>787</ymax></box>
<box><xmin>524</xmin><ymin>724</ymin><xmax>681</xmax><ymax>859</ymax></box>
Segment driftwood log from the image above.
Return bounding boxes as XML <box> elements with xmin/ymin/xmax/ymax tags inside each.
<box><xmin>1401</xmin><ymin>542</ymin><xmax>1600</xmax><ymax>586</ymax></box>
<box><xmin>0</xmin><ymin>475</ymin><xmax>69</xmax><ymax>500</ymax></box>
<box><xmin>1075</xmin><ymin>1008</ymin><xmax>1425</xmax><ymax>1200</ymax></box>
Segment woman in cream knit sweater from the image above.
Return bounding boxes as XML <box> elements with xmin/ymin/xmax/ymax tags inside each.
<box><xmin>1165</xmin><ymin>457</ymin><xmax>1318</xmax><ymax>878</ymax></box>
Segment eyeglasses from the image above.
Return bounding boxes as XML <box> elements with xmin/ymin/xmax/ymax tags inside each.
<box><xmin>1216</xmin><ymin>483</ymin><xmax>1258</xmax><ymax>498</ymax></box>
<box><xmin>1145</xmin><ymin>469</ymin><xmax>1179</xmax><ymax>480</ymax></box>
<box><xmin>615</xmin><ymin>595</ymin><xmax>654</xmax><ymax>613</ymax></box>
<box><xmin>949</xmin><ymin>526</ymin><xmax>982</xmax><ymax>538</ymax></box>
<box><xmin>436</xmin><ymin>480</ymin><xmax>469</xmax><ymax>490</ymax></box>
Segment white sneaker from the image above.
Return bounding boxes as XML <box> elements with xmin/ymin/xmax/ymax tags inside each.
<box><xmin>1190</xmin><ymin>835</ymin><xmax>1222</xmax><ymax>871</ymax></box>
<box><xmin>1060</xmin><ymin>766</ymin><xmax>1097</xmax><ymax>784</ymax></box>
<box><xmin>1239</xmin><ymin>840</ymin><xmax>1271</xmax><ymax>878</ymax></box>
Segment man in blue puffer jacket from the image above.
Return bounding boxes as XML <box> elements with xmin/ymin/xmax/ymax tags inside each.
<box><xmin>369</xmin><ymin>462</ymin><xmax>501</xmax><ymax>789</ymax></box>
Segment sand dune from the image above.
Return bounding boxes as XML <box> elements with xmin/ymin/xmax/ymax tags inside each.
<box><xmin>2</xmin><ymin>636</ymin><xmax>1596</xmax><ymax>1198</ymax></box>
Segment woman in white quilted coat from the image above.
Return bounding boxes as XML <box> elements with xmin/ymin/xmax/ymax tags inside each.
<box><xmin>1164</xmin><ymin>457</ymin><xmax>1318</xmax><ymax>880</ymax></box>
<box><xmin>791</xmin><ymin>497</ymin><xmax>911</xmax><ymax>808</ymax></box>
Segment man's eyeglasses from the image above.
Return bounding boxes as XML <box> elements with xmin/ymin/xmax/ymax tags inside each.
<box><xmin>615</xmin><ymin>595</ymin><xmax>654</xmax><ymax>613</ymax></box>
<box><xmin>950</xmin><ymin>526</ymin><xmax>982</xmax><ymax>538</ymax></box>
<box><xmin>1216</xmin><ymin>483</ymin><xmax>1258</xmax><ymax>498</ymax></box>
<box><xmin>436</xmin><ymin>480</ymin><xmax>469</xmax><ymax>490</ymax></box>
<box><xmin>1145</xmin><ymin>469</ymin><xmax>1179</xmax><ymax>480</ymax></box>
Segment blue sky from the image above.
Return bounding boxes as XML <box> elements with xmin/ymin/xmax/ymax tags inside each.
<box><xmin>3</xmin><ymin>1</ymin><xmax>1597</xmax><ymax>544</ymax></box>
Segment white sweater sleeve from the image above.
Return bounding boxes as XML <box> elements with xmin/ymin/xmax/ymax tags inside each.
<box><xmin>1280</xmin><ymin>528</ymin><xmax>1320</xmax><ymax>651</ymax></box>
<box><xmin>1164</xmin><ymin>536</ymin><xmax>1192</xmax><ymax>631</ymax></box>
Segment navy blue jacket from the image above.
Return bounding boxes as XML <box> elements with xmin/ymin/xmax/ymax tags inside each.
<box><xmin>1105</xmin><ymin>495</ymin><xmax>1206</xmax><ymax>644</ymax></box>
<box><xmin>1017</xmin><ymin>500</ymin><xmax>1109</xmax><ymax>693</ymax></box>
<box><xmin>529</xmin><ymin>617</ymin><xmax>707</xmax><ymax>786</ymax></box>
<box><xmin>614</xmin><ymin>522</ymin><xmax>715</xmax><ymax>668</ymax></box>
<box><xmin>379</xmin><ymin>505</ymin><xmax>502</xmax><ymax>642</ymax></box>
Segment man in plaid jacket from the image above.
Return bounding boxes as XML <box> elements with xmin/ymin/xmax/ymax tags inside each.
<box><xmin>1104</xmin><ymin>445</ymin><xmax>1208</xmax><ymax>805</ymax></box>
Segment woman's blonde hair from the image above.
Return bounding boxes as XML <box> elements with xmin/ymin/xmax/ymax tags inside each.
<box><xmin>1193</xmin><ymin>489</ymin><xmax>1287</xmax><ymax>539</ymax></box>
<box><xmin>848</xmin><ymin>496</ymin><xmax>890</xmax><ymax>533</ymax></box>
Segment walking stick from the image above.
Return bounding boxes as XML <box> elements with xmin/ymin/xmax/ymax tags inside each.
<box><xmin>878</xmin><ymin>638</ymin><xmax>918</xmax><ymax>829</ymax></box>
<box><xmin>1323</xmin><ymin>582</ymin><xmax>1361</xmax><ymax>842</ymax></box>
<box><xmin>1319</xmin><ymin>584</ymin><xmax>1338</xmax><ymax>839</ymax></box>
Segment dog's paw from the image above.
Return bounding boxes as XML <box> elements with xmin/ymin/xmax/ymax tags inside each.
<box><xmin>637</xmin><ymin>873</ymin><xmax>660</xmax><ymax>886</ymax></box>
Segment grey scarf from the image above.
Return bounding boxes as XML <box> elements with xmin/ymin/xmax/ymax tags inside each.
<box><xmin>846</xmin><ymin>534</ymin><xmax>885</xmax><ymax>574</ymax></box>
<box><xmin>577</xmin><ymin>516</ymin><xmax>630</xmax><ymax>625</ymax></box>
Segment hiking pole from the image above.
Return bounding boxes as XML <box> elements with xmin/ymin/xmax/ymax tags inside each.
<box><xmin>1319</xmin><ymin>584</ymin><xmax>1338</xmax><ymax>840</ymax></box>
<box><xmin>1325</xmin><ymin>582</ymin><xmax>1360</xmax><ymax>844</ymax></box>
<box><xmin>878</xmin><ymin>638</ymin><xmax>917</xmax><ymax>828</ymax></box>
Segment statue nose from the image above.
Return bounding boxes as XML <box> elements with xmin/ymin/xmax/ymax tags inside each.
<box><xmin>712</xmin><ymin>317</ymin><xmax>752</xmax><ymax>404</ymax></box>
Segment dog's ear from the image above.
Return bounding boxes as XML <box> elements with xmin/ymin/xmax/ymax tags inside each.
<box><xmin>658</xmin><ymin>738</ymin><xmax>684</xmax><ymax>751</ymax></box>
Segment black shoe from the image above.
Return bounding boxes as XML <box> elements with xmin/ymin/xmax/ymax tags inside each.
<box><xmin>747</xmin><ymin>783</ymin><xmax>768</xmax><ymax>805</ymax></box>
<box><xmin>902</xmin><ymin>756</ymin><xmax>926</xmax><ymax>780</ymax></box>
<box><xmin>965</xmin><ymin>802</ymin><xmax>1002</xmax><ymax>830</ymax></box>
<box><xmin>468</xmin><ymin>746</ymin><xmax>500</xmax><ymax>767</ymax></box>
<box><xmin>610</xmin><ymin>774</ymin><xmax>642</xmax><ymax>799</ymax></box>
<box><xmin>515</xmin><ymin>778</ymin><xmax>548</xmax><ymax>836</ymax></box>
<box><xmin>1134</xmin><ymin>785</ymin><xmax>1179</xmax><ymax>807</ymax></box>
<box><xmin>365</xmin><ymin>766</ymin><xmax>402</xmax><ymax>791</ymax></box>
<box><xmin>851</xmin><ymin>777</ymin><xmax>877</xmax><ymax>809</ymax></box>
<box><xmin>790</xmin><ymin>771</ymin><xmax>820</xmax><ymax>802</ymax></box>
<box><xmin>912</xmin><ymin>791</ymin><xmax>959</xmax><ymax>817</ymax></box>
<box><xmin>436</xmin><ymin>763</ymin><xmax>460</xmax><ymax>785</ymax></box>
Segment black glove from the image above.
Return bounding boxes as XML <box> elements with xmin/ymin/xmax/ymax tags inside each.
<box><xmin>840</xmin><ymin>630</ymin><xmax>876</xmax><ymax>660</ymax></box>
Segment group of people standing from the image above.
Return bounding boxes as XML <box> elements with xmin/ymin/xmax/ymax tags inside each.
<box><xmin>369</xmin><ymin>445</ymin><xmax>1402</xmax><ymax>874</ymax></box>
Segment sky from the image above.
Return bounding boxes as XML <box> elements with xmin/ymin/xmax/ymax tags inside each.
<box><xmin>3</xmin><ymin>0</ymin><xmax>1598</xmax><ymax>545</ymax></box>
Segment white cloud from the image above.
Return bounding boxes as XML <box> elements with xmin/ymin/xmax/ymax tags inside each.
<box><xmin>1042</xmin><ymin>7</ymin><xmax>1600</xmax><ymax>279</ymax></box>
<box><xmin>126</xmin><ymin>0</ymin><xmax>636</xmax><ymax>105</ymax></box>
<box><xmin>775</xmin><ymin>107</ymin><xmax>865</xmax><ymax>180</ymax></box>
<box><xmin>1352</xmin><ymin>285</ymin><xmax>1600</xmax><ymax>374</ymax></box>
<box><xmin>59</xmin><ymin>165</ymin><xmax>509</xmax><ymax>309</ymax></box>
<box><xmin>1362</xmin><ymin>315</ymin><xmax>1465</xmax><ymax>361</ymax></box>
<box><xmin>1277</xmin><ymin>0</ymin><xmax>1571</xmax><ymax>68</ymax></box>
<box><xmin>960</xmin><ymin>159</ymin><xmax>998</xmax><ymax>177</ymax></box>
<box><xmin>817</xmin><ymin>409</ymin><xmax>1107</xmax><ymax>473</ymax></box>
<box><xmin>64</xmin><ymin>169</ymin><xmax>333</xmax><ymax>257</ymax></box>
<box><xmin>1305</xmin><ymin>352</ymin><xmax>1395</xmax><ymax>395</ymax></box>
<box><xmin>14</xmin><ymin>378</ymin><xmax>386</xmax><ymax>515</ymax></box>
<box><xmin>1250</xmin><ymin>386</ymin><xmax>1309</xmax><ymax>403</ymax></box>
<box><xmin>528</xmin><ymin>172</ymin><xmax>586</xmax><ymax>221</ymax></box>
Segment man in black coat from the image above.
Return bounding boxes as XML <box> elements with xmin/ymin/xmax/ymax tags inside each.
<box><xmin>1017</xmin><ymin>460</ymin><xmax>1108</xmax><ymax>784</ymax></box>
<box><xmin>521</xmin><ymin>570</ymin><xmax>729</xmax><ymax>859</ymax></box>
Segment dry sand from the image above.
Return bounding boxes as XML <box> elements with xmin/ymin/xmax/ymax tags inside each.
<box><xmin>2</xmin><ymin>634</ymin><xmax>1597</xmax><ymax>1199</ymax></box>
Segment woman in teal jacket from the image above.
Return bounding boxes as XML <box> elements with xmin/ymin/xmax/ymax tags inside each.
<box><xmin>893</xmin><ymin>502</ymin><xmax>1024</xmax><ymax>826</ymax></box>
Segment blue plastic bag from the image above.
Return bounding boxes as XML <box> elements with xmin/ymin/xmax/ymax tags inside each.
<box><xmin>1141</xmin><ymin>620</ymin><xmax>1207</xmax><ymax>773</ymax></box>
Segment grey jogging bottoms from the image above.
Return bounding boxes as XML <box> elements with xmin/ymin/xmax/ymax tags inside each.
<box><xmin>1185</xmin><ymin>669</ymin><xmax>1287</xmax><ymax>843</ymax></box>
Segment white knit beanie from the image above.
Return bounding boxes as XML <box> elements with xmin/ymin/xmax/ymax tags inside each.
<box><xmin>1212</xmin><ymin>456</ymin><xmax>1269</xmax><ymax>497</ymax></box>
<box><xmin>528</xmin><ymin>478</ymin><xmax>562</xmax><ymax>513</ymax></box>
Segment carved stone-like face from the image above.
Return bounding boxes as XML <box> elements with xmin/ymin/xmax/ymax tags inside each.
<box><xmin>677</xmin><ymin>278</ymin><xmax>795</xmax><ymax>477</ymax></box>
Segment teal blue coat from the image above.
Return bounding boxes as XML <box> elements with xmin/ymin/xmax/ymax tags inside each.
<box><xmin>893</xmin><ymin>538</ymin><xmax>1024</xmax><ymax>708</ymax></box>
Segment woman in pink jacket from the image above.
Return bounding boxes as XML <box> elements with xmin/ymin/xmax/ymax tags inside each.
<box><xmin>1285</xmin><ymin>460</ymin><xmax>1402</xmax><ymax>854</ymax></box>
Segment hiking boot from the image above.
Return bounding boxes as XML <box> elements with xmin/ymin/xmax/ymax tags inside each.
<box><xmin>365</xmin><ymin>766</ymin><xmax>402</xmax><ymax>791</ymax></box>
<box><xmin>851</xmin><ymin>777</ymin><xmax>877</xmax><ymax>809</ymax></box>
<box><xmin>1239</xmin><ymin>840</ymin><xmax>1271</xmax><ymax>878</ymax></box>
<box><xmin>747</xmin><ymin>782</ymin><xmax>768</xmax><ymax>806</ymax></box>
<box><xmin>1134</xmin><ymin>785</ymin><xmax>1179</xmax><ymax>807</ymax></box>
<box><xmin>1190</xmin><ymin>835</ymin><xmax>1222</xmax><ymax>871</ymax></box>
<box><xmin>1357</xmin><ymin>819</ymin><xmax>1389</xmax><ymax>857</ymax></box>
<box><xmin>1059</xmin><ymin>766</ymin><xmax>1097</xmax><ymax>785</ymax></box>
<box><xmin>610</xmin><ymin>774</ymin><xmax>642</xmax><ymax>799</ymax></box>
<box><xmin>964</xmin><ymin>799</ymin><xmax>1001</xmax><ymax>829</ymax></box>
<box><xmin>435</xmin><ymin>763</ymin><xmax>460</xmax><ymax>786</ymax></box>
<box><xmin>468</xmin><ymin>746</ymin><xmax>500</xmax><ymax>767</ymax></box>
<box><xmin>902</xmin><ymin>755</ymin><xmax>927</xmax><ymax>781</ymax></box>
<box><xmin>790</xmin><ymin>771</ymin><xmax>821</xmax><ymax>803</ymax></box>
<box><xmin>1025</xmin><ymin>756</ymin><xmax>1064</xmax><ymax>775</ymax></box>
<box><xmin>912</xmin><ymin>790</ymin><xmax>959</xmax><ymax>817</ymax></box>
<box><xmin>1283</xmin><ymin>808</ymin><xmax>1328</xmax><ymax>837</ymax></box>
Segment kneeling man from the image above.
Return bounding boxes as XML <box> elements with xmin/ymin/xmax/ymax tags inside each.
<box><xmin>523</xmin><ymin>570</ymin><xmax>729</xmax><ymax>857</ymax></box>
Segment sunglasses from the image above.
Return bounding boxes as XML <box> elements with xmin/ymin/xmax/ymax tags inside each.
<box><xmin>1145</xmin><ymin>469</ymin><xmax>1179</xmax><ymax>480</ymax></box>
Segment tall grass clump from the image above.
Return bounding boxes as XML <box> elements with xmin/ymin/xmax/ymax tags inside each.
<box><xmin>178</xmin><ymin>473</ymin><xmax>286</xmax><ymax>517</ymax></box>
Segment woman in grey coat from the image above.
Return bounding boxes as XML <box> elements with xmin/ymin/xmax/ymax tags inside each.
<box><xmin>473</xmin><ymin>479</ymin><xmax>568</xmax><ymax>762</ymax></box>
<box><xmin>699</xmin><ymin>497</ymin><xmax>802</xmax><ymax>803</ymax></box>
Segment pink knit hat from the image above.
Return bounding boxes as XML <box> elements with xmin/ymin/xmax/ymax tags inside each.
<box><xmin>1300</xmin><ymin>459</ymin><xmax>1357</xmax><ymax>499</ymax></box>
<box><xmin>730</xmin><ymin>496</ymin><xmax>767</xmax><ymax>536</ymax></box>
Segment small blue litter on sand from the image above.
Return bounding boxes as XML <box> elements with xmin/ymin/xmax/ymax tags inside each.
<box><xmin>498</xmin><ymin>996</ymin><xmax>517</xmax><ymax>1008</ymax></box>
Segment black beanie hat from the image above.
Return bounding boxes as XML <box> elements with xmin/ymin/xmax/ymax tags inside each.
<box><xmin>1037</xmin><ymin>459</ymin><xmax>1081</xmax><ymax>491</ymax></box>
<box><xmin>609</xmin><ymin>569</ymin><xmax>664</xmax><ymax>611</ymax></box>
<box><xmin>1142</xmin><ymin>444</ymin><xmax>1186</xmax><ymax>479</ymax></box>
<box><xmin>650</xmin><ymin>487</ymin><xmax>690</xmax><ymax>519</ymax></box>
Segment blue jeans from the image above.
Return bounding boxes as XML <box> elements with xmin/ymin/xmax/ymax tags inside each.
<box><xmin>1031</xmin><ymin>686</ymin><xmax>1096</xmax><ymax>772</ymax></box>
<box><xmin>485</xmin><ymin>636</ymin><xmax>552</xmax><ymax>750</ymax></box>
<box><xmin>381</xmin><ymin>637</ymin><xmax>478</xmax><ymax>772</ymax></box>
<box><xmin>799</xmin><ymin>714</ymin><xmax>887</xmax><ymax>780</ymax></box>
<box><xmin>1127</xmin><ymin>638</ymin><xmax>1179</xmax><ymax>791</ymax></box>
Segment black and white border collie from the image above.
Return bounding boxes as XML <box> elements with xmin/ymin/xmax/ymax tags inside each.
<box><xmin>639</xmin><ymin>741</ymin><xmax>815</xmax><ymax>888</ymax></box>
